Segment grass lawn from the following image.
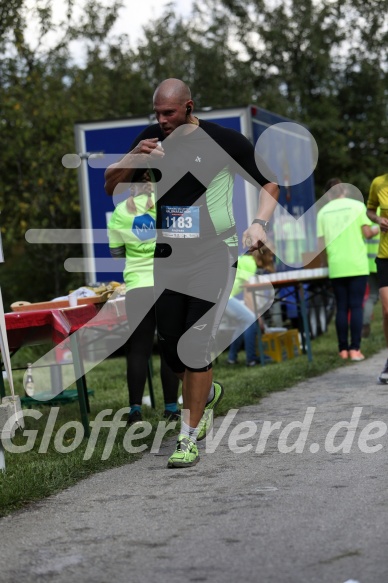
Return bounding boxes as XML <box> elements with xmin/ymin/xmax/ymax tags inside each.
<box><xmin>0</xmin><ymin>310</ymin><xmax>386</xmax><ymax>517</ymax></box>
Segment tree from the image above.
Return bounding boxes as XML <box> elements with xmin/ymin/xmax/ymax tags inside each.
<box><xmin>195</xmin><ymin>0</ymin><xmax>388</xmax><ymax>193</ymax></box>
<box><xmin>1</xmin><ymin>0</ymin><xmax>388</xmax><ymax>309</ymax></box>
<box><xmin>0</xmin><ymin>0</ymin><xmax>128</xmax><ymax>308</ymax></box>
<box><xmin>133</xmin><ymin>8</ymin><xmax>254</xmax><ymax>109</ymax></box>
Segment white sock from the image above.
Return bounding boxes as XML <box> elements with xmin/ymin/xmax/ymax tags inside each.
<box><xmin>206</xmin><ymin>383</ymin><xmax>215</xmax><ymax>404</ymax></box>
<box><xmin>181</xmin><ymin>421</ymin><xmax>199</xmax><ymax>443</ymax></box>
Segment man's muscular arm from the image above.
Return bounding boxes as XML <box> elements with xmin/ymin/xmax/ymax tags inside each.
<box><xmin>104</xmin><ymin>137</ymin><xmax>161</xmax><ymax>195</ymax></box>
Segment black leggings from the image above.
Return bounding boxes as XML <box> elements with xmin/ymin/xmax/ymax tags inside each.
<box><xmin>125</xmin><ymin>288</ymin><xmax>179</xmax><ymax>407</ymax></box>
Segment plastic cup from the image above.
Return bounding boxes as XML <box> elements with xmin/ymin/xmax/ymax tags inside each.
<box><xmin>68</xmin><ymin>293</ymin><xmax>78</xmax><ymax>307</ymax></box>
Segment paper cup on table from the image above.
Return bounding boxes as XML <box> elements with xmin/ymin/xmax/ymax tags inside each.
<box><xmin>68</xmin><ymin>292</ymin><xmax>78</xmax><ymax>307</ymax></box>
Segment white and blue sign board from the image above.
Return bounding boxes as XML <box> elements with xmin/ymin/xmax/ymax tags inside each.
<box><xmin>74</xmin><ymin>107</ymin><xmax>256</xmax><ymax>283</ymax></box>
<box><xmin>74</xmin><ymin>106</ymin><xmax>316</xmax><ymax>283</ymax></box>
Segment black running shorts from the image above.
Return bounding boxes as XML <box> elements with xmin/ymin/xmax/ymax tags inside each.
<box><xmin>375</xmin><ymin>257</ymin><xmax>388</xmax><ymax>289</ymax></box>
<box><xmin>154</xmin><ymin>238</ymin><xmax>238</xmax><ymax>373</ymax></box>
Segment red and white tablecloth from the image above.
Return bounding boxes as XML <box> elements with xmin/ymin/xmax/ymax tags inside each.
<box><xmin>4</xmin><ymin>298</ymin><xmax>127</xmax><ymax>352</ymax></box>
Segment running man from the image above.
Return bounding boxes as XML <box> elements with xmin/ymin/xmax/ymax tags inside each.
<box><xmin>104</xmin><ymin>78</ymin><xmax>279</xmax><ymax>467</ymax></box>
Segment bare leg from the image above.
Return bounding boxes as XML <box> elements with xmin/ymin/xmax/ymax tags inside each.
<box><xmin>176</xmin><ymin>369</ymin><xmax>212</xmax><ymax>429</ymax></box>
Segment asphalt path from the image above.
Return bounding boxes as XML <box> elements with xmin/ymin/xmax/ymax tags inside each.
<box><xmin>1</xmin><ymin>350</ymin><xmax>388</xmax><ymax>583</ymax></box>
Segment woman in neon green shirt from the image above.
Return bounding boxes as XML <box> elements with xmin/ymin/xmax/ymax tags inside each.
<box><xmin>108</xmin><ymin>174</ymin><xmax>179</xmax><ymax>424</ymax></box>
<box><xmin>317</xmin><ymin>179</ymin><xmax>376</xmax><ymax>361</ymax></box>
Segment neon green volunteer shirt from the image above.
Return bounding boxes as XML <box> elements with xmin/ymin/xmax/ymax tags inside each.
<box><xmin>107</xmin><ymin>194</ymin><xmax>156</xmax><ymax>290</ymax></box>
<box><xmin>230</xmin><ymin>254</ymin><xmax>257</xmax><ymax>297</ymax></box>
<box><xmin>317</xmin><ymin>197</ymin><xmax>369</xmax><ymax>278</ymax></box>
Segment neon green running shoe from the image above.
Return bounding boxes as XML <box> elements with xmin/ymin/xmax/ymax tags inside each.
<box><xmin>167</xmin><ymin>434</ymin><xmax>200</xmax><ymax>468</ymax></box>
<box><xmin>196</xmin><ymin>381</ymin><xmax>224</xmax><ymax>442</ymax></box>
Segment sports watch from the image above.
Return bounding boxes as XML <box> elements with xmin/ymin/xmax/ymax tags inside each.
<box><xmin>251</xmin><ymin>219</ymin><xmax>269</xmax><ymax>231</ymax></box>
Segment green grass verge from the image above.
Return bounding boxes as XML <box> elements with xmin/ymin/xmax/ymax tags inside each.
<box><xmin>0</xmin><ymin>311</ymin><xmax>386</xmax><ymax>517</ymax></box>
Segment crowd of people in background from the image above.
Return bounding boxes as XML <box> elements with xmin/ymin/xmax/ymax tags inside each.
<box><xmin>223</xmin><ymin>174</ymin><xmax>388</xmax><ymax>374</ymax></box>
<box><xmin>110</xmin><ymin>167</ymin><xmax>388</xmax><ymax>432</ymax></box>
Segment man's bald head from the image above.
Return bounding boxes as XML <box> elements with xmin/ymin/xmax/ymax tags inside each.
<box><xmin>153</xmin><ymin>78</ymin><xmax>195</xmax><ymax>136</ymax></box>
<box><xmin>153</xmin><ymin>79</ymin><xmax>192</xmax><ymax>104</ymax></box>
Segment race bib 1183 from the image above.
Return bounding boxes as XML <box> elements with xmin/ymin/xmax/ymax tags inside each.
<box><xmin>161</xmin><ymin>205</ymin><xmax>200</xmax><ymax>238</ymax></box>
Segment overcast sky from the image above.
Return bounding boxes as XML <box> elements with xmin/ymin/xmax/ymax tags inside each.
<box><xmin>114</xmin><ymin>0</ymin><xmax>193</xmax><ymax>46</ymax></box>
<box><xmin>25</xmin><ymin>0</ymin><xmax>193</xmax><ymax>58</ymax></box>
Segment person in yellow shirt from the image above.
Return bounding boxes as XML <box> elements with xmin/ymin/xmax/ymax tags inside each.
<box><xmin>362</xmin><ymin>210</ymin><xmax>380</xmax><ymax>338</ymax></box>
<box><xmin>366</xmin><ymin>172</ymin><xmax>388</xmax><ymax>382</ymax></box>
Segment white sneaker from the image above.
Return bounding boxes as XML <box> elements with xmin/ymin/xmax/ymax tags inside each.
<box><xmin>378</xmin><ymin>359</ymin><xmax>388</xmax><ymax>384</ymax></box>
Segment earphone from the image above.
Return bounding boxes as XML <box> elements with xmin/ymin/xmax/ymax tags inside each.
<box><xmin>186</xmin><ymin>106</ymin><xmax>192</xmax><ymax>115</ymax></box>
